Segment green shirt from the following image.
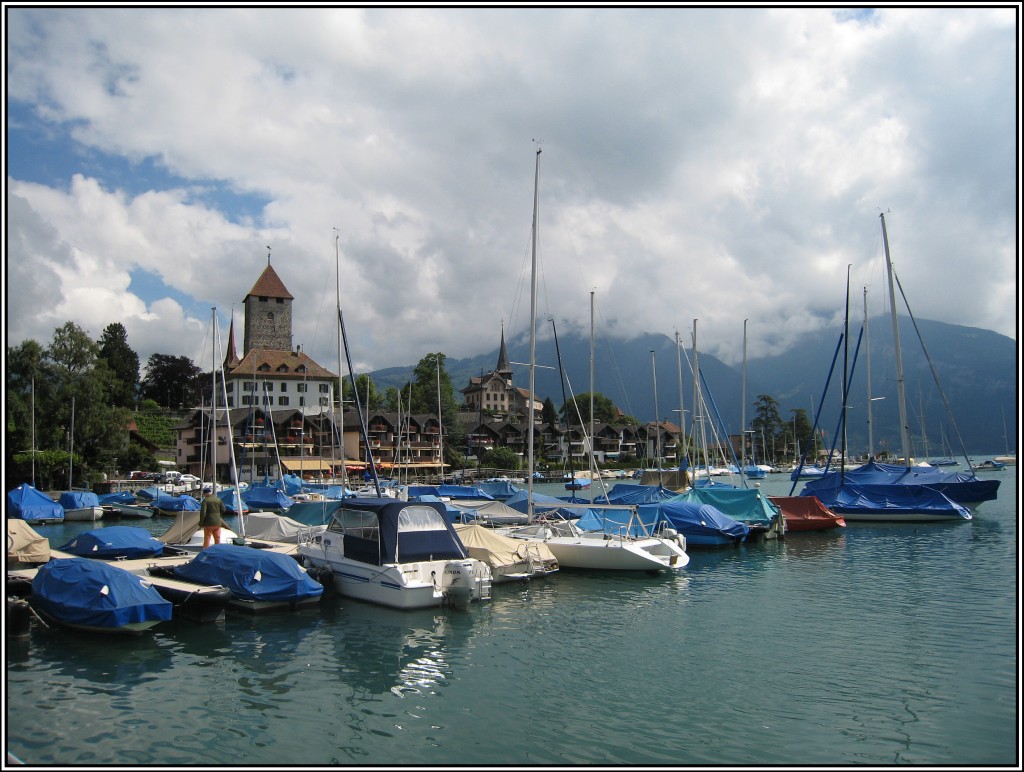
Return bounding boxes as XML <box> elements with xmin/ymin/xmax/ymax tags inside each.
<box><xmin>200</xmin><ymin>495</ymin><xmax>227</xmax><ymax>527</ymax></box>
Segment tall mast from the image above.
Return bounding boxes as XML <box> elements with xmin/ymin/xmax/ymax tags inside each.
<box><xmin>589</xmin><ymin>289</ymin><xmax>595</xmax><ymax>501</ymax></box>
<box><xmin>526</xmin><ymin>146</ymin><xmax>540</xmax><ymax>522</ymax></box>
<box><xmin>741</xmin><ymin>319</ymin><xmax>748</xmax><ymax>487</ymax></box>
<box><xmin>864</xmin><ymin>286</ymin><xmax>874</xmax><ymax>459</ymax></box>
<box><xmin>650</xmin><ymin>349</ymin><xmax>661</xmax><ymax>485</ymax></box>
<box><xmin>880</xmin><ymin>212</ymin><xmax>912</xmax><ymax>467</ymax></box>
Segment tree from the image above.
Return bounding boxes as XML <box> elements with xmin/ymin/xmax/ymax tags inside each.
<box><xmin>561</xmin><ymin>392</ymin><xmax>617</xmax><ymax>426</ymax></box>
<box><xmin>407</xmin><ymin>353</ymin><xmax>464</xmax><ymax>455</ymax></box>
<box><xmin>481</xmin><ymin>446</ymin><xmax>520</xmax><ymax>471</ymax></box>
<box><xmin>139</xmin><ymin>353</ymin><xmax>204</xmax><ymax>408</ymax></box>
<box><xmin>541</xmin><ymin>397</ymin><xmax>558</xmax><ymax>425</ymax></box>
<box><xmin>97</xmin><ymin>322</ymin><xmax>140</xmax><ymax>408</ymax></box>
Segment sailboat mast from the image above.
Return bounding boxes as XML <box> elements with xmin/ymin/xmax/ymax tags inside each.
<box><xmin>210</xmin><ymin>308</ymin><xmax>217</xmax><ymax>490</ymax></box>
<box><xmin>741</xmin><ymin>319</ymin><xmax>747</xmax><ymax>486</ymax></box>
<box><xmin>650</xmin><ymin>349</ymin><xmax>661</xmax><ymax>485</ymax></box>
<box><xmin>589</xmin><ymin>289</ymin><xmax>595</xmax><ymax>494</ymax></box>
<box><xmin>526</xmin><ymin>147</ymin><xmax>540</xmax><ymax>521</ymax></box>
<box><xmin>334</xmin><ymin>231</ymin><xmax>348</xmax><ymax>491</ymax></box>
<box><xmin>675</xmin><ymin>330</ymin><xmax>688</xmax><ymax>480</ymax></box>
<box><xmin>864</xmin><ymin>286</ymin><xmax>874</xmax><ymax>459</ymax></box>
<box><xmin>880</xmin><ymin>212</ymin><xmax>913</xmax><ymax>467</ymax></box>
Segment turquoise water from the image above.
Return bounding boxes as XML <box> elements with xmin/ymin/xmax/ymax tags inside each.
<box><xmin>6</xmin><ymin>471</ymin><xmax>1018</xmax><ymax>766</ymax></box>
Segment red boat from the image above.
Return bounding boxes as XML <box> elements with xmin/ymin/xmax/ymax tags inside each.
<box><xmin>769</xmin><ymin>495</ymin><xmax>846</xmax><ymax>532</ymax></box>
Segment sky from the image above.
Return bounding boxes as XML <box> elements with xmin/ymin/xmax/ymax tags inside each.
<box><xmin>4</xmin><ymin>5</ymin><xmax>1020</xmax><ymax>381</ymax></box>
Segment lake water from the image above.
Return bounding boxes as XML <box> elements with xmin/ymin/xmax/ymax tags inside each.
<box><xmin>6</xmin><ymin>470</ymin><xmax>1018</xmax><ymax>767</ymax></box>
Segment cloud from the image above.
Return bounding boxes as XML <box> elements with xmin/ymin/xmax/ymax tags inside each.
<box><xmin>4</xmin><ymin>6</ymin><xmax>1018</xmax><ymax>376</ymax></box>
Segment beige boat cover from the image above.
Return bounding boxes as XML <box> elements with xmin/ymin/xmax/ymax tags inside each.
<box><xmin>244</xmin><ymin>512</ymin><xmax>325</xmax><ymax>543</ymax></box>
<box><xmin>453</xmin><ymin>523</ymin><xmax>556</xmax><ymax>568</ymax></box>
<box><xmin>157</xmin><ymin>511</ymin><xmax>201</xmax><ymax>544</ymax></box>
<box><xmin>6</xmin><ymin>519</ymin><xmax>51</xmax><ymax>565</ymax></box>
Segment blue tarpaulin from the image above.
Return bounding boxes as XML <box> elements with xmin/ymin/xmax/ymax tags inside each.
<box><xmin>6</xmin><ymin>484</ymin><xmax>64</xmax><ymax>522</ymax></box>
<box><xmin>58</xmin><ymin>526</ymin><xmax>165</xmax><ymax>559</ymax></box>
<box><xmin>31</xmin><ymin>558</ymin><xmax>172</xmax><ymax>630</ymax></box>
<box><xmin>171</xmin><ymin>544</ymin><xmax>323</xmax><ymax>603</ymax></box>
<box><xmin>648</xmin><ymin>500</ymin><xmax>749</xmax><ymax>546</ymax></box>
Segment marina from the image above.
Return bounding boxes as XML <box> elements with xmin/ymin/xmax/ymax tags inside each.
<box><xmin>5</xmin><ymin>470</ymin><xmax>1017</xmax><ymax>767</ymax></box>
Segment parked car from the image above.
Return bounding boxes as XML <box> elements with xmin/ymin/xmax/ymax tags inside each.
<box><xmin>178</xmin><ymin>474</ymin><xmax>201</xmax><ymax>485</ymax></box>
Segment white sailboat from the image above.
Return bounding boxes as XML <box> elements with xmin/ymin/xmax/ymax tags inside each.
<box><xmin>498</xmin><ymin>147</ymin><xmax>689</xmax><ymax>572</ymax></box>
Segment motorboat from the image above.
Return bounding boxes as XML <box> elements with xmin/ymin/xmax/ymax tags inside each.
<box><xmin>57</xmin><ymin>526</ymin><xmax>166</xmax><ymax>560</ymax></box>
<box><xmin>28</xmin><ymin>557</ymin><xmax>172</xmax><ymax>635</ymax></box>
<box><xmin>297</xmin><ymin>497</ymin><xmax>492</xmax><ymax>610</ymax></box>
<box><xmin>57</xmin><ymin>491</ymin><xmax>104</xmax><ymax>522</ymax></box>
<box><xmin>6</xmin><ymin>484</ymin><xmax>64</xmax><ymax>524</ymax></box>
<box><xmin>452</xmin><ymin>522</ymin><xmax>558</xmax><ymax>583</ymax></box>
<box><xmin>767</xmin><ymin>496</ymin><xmax>846</xmax><ymax>532</ymax></box>
<box><xmin>150</xmin><ymin>543</ymin><xmax>324</xmax><ymax>614</ymax></box>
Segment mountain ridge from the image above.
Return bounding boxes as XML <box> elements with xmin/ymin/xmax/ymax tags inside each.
<box><xmin>369</xmin><ymin>316</ymin><xmax>1017</xmax><ymax>456</ymax></box>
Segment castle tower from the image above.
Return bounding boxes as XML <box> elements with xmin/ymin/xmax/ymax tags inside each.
<box><xmin>242</xmin><ymin>256</ymin><xmax>294</xmax><ymax>355</ymax></box>
<box><xmin>495</xmin><ymin>323</ymin><xmax>513</xmax><ymax>386</ymax></box>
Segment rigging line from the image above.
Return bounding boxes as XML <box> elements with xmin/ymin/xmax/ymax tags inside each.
<box><xmin>891</xmin><ymin>268</ymin><xmax>972</xmax><ymax>466</ymax></box>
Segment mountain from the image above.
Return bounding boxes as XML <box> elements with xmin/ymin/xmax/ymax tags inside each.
<box><xmin>369</xmin><ymin>317</ymin><xmax>1017</xmax><ymax>457</ymax></box>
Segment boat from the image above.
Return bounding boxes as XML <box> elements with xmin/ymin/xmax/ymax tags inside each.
<box><xmin>7</xmin><ymin>519</ymin><xmax>52</xmax><ymax>567</ymax></box>
<box><xmin>151</xmin><ymin>493</ymin><xmax>201</xmax><ymax>518</ymax></box>
<box><xmin>29</xmin><ymin>557</ymin><xmax>173</xmax><ymax>635</ymax></box>
<box><xmin>452</xmin><ymin>522</ymin><xmax>559</xmax><ymax>583</ymax></box>
<box><xmin>98</xmin><ymin>491</ymin><xmax>154</xmax><ymax>518</ymax></box>
<box><xmin>971</xmin><ymin>459</ymin><xmax>1005</xmax><ymax>472</ymax></box>
<box><xmin>797</xmin><ymin>214</ymin><xmax>992</xmax><ymax>522</ymax></box>
<box><xmin>298</xmin><ymin>497</ymin><xmax>492</xmax><ymax>609</ymax></box>
<box><xmin>151</xmin><ymin>543</ymin><xmax>324</xmax><ymax>614</ymax></box>
<box><xmin>767</xmin><ymin>496</ymin><xmax>846</xmax><ymax>532</ymax></box>
<box><xmin>295</xmin><ymin>232</ymin><xmax>491</xmax><ymax>610</ymax></box>
<box><xmin>648</xmin><ymin>500</ymin><xmax>749</xmax><ymax>547</ymax></box>
<box><xmin>673</xmin><ymin>486</ymin><xmax>786</xmax><ymax>540</ymax></box>
<box><xmin>57</xmin><ymin>490</ymin><xmax>104</xmax><ymax>522</ymax></box>
<box><xmin>6</xmin><ymin>483</ymin><xmax>64</xmax><ymax>524</ymax></box>
<box><xmin>57</xmin><ymin>526</ymin><xmax>167</xmax><ymax>560</ymax></box>
<box><xmin>564</xmin><ymin>476</ymin><xmax>591</xmax><ymax>491</ymax></box>
<box><xmin>496</xmin><ymin>149</ymin><xmax>689</xmax><ymax>573</ymax></box>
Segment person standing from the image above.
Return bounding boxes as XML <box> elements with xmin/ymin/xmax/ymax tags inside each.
<box><xmin>200</xmin><ymin>490</ymin><xmax>227</xmax><ymax>549</ymax></box>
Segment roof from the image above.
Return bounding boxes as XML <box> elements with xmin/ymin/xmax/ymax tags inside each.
<box><xmin>245</xmin><ymin>263</ymin><xmax>294</xmax><ymax>301</ymax></box>
<box><xmin>228</xmin><ymin>348</ymin><xmax>336</xmax><ymax>379</ymax></box>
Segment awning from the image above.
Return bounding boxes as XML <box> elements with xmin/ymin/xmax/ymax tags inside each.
<box><xmin>279</xmin><ymin>458</ymin><xmax>334</xmax><ymax>472</ymax></box>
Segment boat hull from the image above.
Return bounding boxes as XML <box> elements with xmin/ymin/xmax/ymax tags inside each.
<box><xmin>62</xmin><ymin>506</ymin><xmax>104</xmax><ymax>522</ymax></box>
<box><xmin>299</xmin><ymin>549</ymin><xmax>491</xmax><ymax>610</ymax></box>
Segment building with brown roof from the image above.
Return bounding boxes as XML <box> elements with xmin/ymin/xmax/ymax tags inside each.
<box><xmin>220</xmin><ymin>258</ymin><xmax>337</xmax><ymax>414</ymax></box>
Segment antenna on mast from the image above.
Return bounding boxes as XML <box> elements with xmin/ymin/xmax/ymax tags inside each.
<box><xmin>266</xmin><ymin>245</ymin><xmax>271</xmax><ymax>265</ymax></box>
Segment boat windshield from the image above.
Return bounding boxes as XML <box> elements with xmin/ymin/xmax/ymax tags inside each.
<box><xmin>397</xmin><ymin>505</ymin><xmax>451</xmax><ymax>533</ymax></box>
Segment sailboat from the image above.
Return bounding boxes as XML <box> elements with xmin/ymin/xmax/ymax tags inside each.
<box><xmin>799</xmin><ymin>214</ymin><xmax>993</xmax><ymax>521</ymax></box>
<box><xmin>497</xmin><ymin>148</ymin><xmax>689</xmax><ymax>572</ymax></box>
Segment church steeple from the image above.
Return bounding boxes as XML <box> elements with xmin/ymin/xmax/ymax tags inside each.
<box><xmin>495</xmin><ymin>323</ymin><xmax>513</xmax><ymax>381</ymax></box>
<box><xmin>224</xmin><ymin>311</ymin><xmax>241</xmax><ymax>371</ymax></box>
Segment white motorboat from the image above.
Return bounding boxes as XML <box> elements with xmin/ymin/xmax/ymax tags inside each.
<box><xmin>298</xmin><ymin>497</ymin><xmax>492</xmax><ymax>610</ymax></box>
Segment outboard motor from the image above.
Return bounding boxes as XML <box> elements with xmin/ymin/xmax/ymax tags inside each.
<box><xmin>442</xmin><ymin>559</ymin><xmax>480</xmax><ymax>607</ymax></box>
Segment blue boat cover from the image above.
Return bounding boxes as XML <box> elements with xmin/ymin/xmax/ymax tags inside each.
<box><xmin>217</xmin><ymin>488</ymin><xmax>248</xmax><ymax>513</ymax></box>
<box><xmin>407</xmin><ymin>484</ymin><xmax>496</xmax><ymax>501</ymax></box>
<box><xmin>328</xmin><ymin>498</ymin><xmax>470</xmax><ymax>565</ymax></box>
<box><xmin>281</xmin><ymin>474</ymin><xmax>304</xmax><ymax>495</ymax></box>
<box><xmin>135</xmin><ymin>486</ymin><xmax>162</xmax><ymax>501</ymax></box>
<box><xmin>649</xmin><ymin>500</ymin><xmax>750</xmax><ymax>544</ymax></box>
<box><xmin>800</xmin><ymin>481</ymin><xmax>972</xmax><ymax>519</ymax></box>
<box><xmin>597</xmin><ymin>483</ymin><xmax>679</xmax><ymax>505</ymax></box>
<box><xmin>801</xmin><ymin>460</ymin><xmax>999</xmax><ymax>505</ymax></box>
<box><xmin>172</xmin><ymin>544</ymin><xmax>323</xmax><ymax>603</ymax></box>
<box><xmin>31</xmin><ymin>557</ymin><xmax>172</xmax><ymax>629</ymax></box>
<box><xmin>287</xmin><ymin>499</ymin><xmax>345</xmax><ymax>526</ymax></box>
<box><xmin>152</xmin><ymin>494</ymin><xmax>200</xmax><ymax>511</ymax></box>
<box><xmin>97</xmin><ymin>491</ymin><xmax>137</xmax><ymax>506</ymax></box>
<box><xmin>476</xmin><ymin>480</ymin><xmax>521</xmax><ymax>500</ymax></box>
<box><xmin>58</xmin><ymin>526</ymin><xmax>165</xmax><ymax>559</ymax></box>
<box><xmin>242</xmin><ymin>485</ymin><xmax>294</xmax><ymax>510</ymax></box>
<box><xmin>575</xmin><ymin>506</ymin><xmax>661</xmax><ymax>537</ymax></box>
<box><xmin>673</xmin><ymin>487</ymin><xmax>780</xmax><ymax>528</ymax></box>
<box><xmin>58</xmin><ymin>490</ymin><xmax>101</xmax><ymax>510</ymax></box>
<box><xmin>6</xmin><ymin>484</ymin><xmax>64</xmax><ymax>522</ymax></box>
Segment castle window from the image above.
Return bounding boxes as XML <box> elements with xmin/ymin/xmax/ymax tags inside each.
<box><xmin>278</xmin><ymin>397</ymin><xmax>289</xmax><ymax>406</ymax></box>
<box><xmin>277</xmin><ymin>365</ymin><xmax>289</xmax><ymax>373</ymax></box>
<box><xmin>280</xmin><ymin>383</ymin><xmax>287</xmax><ymax>392</ymax></box>
<box><xmin>258</xmin><ymin>364</ymin><xmax>270</xmax><ymax>372</ymax></box>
